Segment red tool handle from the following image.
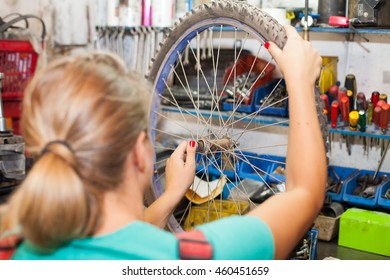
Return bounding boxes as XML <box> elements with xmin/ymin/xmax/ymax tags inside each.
<box><xmin>338</xmin><ymin>88</ymin><xmax>347</xmax><ymax>104</ymax></box>
<box><xmin>320</xmin><ymin>94</ymin><xmax>330</xmax><ymax>118</ymax></box>
<box><xmin>331</xmin><ymin>101</ymin><xmax>339</xmax><ymax>128</ymax></box>
<box><xmin>371</xmin><ymin>91</ymin><xmax>380</xmax><ymax>108</ymax></box>
<box><xmin>328</xmin><ymin>85</ymin><xmax>338</xmax><ymax>103</ymax></box>
<box><xmin>376</xmin><ymin>100</ymin><xmax>386</xmax><ymax>109</ymax></box>
<box><xmin>381</xmin><ymin>104</ymin><xmax>390</xmax><ymax>130</ymax></box>
<box><xmin>329</xmin><ymin>16</ymin><xmax>350</xmax><ymax>27</ymax></box>
<box><xmin>340</xmin><ymin>96</ymin><xmax>350</xmax><ymax>122</ymax></box>
<box><xmin>374</xmin><ymin>106</ymin><xmax>381</xmax><ymax>126</ymax></box>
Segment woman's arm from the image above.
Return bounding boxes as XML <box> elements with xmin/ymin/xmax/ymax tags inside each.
<box><xmin>144</xmin><ymin>141</ymin><xmax>196</xmax><ymax>228</ymax></box>
<box><xmin>247</xmin><ymin>25</ymin><xmax>327</xmax><ymax>259</ymax></box>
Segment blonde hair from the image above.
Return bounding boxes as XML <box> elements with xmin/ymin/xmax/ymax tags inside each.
<box><xmin>0</xmin><ymin>52</ymin><xmax>152</xmax><ymax>248</ymax></box>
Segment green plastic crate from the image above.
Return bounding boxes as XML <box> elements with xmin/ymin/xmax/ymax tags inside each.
<box><xmin>339</xmin><ymin>208</ymin><xmax>390</xmax><ymax>257</ymax></box>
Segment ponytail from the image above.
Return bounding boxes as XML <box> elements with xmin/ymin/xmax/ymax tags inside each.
<box><xmin>0</xmin><ymin>51</ymin><xmax>151</xmax><ymax>249</ymax></box>
<box><xmin>1</xmin><ymin>142</ymin><xmax>99</xmax><ymax>248</ymax></box>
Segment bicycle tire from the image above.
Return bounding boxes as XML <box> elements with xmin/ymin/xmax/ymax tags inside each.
<box><xmin>146</xmin><ymin>0</ymin><xmax>328</xmax><ymax>232</ymax></box>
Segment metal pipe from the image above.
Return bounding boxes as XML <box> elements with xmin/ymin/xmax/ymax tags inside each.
<box><xmin>303</xmin><ymin>0</ymin><xmax>310</xmax><ymax>41</ymax></box>
<box><xmin>373</xmin><ymin>140</ymin><xmax>390</xmax><ymax>180</ymax></box>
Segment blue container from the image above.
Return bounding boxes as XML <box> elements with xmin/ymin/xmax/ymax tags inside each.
<box><xmin>222</xmin><ymin>100</ymin><xmax>255</xmax><ymax>114</ymax></box>
<box><xmin>342</xmin><ymin>170</ymin><xmax>388</xmax><ymax>208</ymax></box>
<box><xmin>267</xmin><ymin>155</ymin><xmax>286</xmax><ymax>183</ymax></box>
<box><xmin>326</xmin><ymin>165</ymin><xmax>359</xmax><ymax>202</ymax></box>
<box><xmin>378</xmin><ymin>179</ymin><xmax>390</xmax><ymax>210</ymax></box>
<box><xmin>195</xmin><ymin>153</ymin><xmax>208</xmax><ymax>174</ymax></box>
<box><xmin>238</xmin><ymin>153</ymin><xmax>274</xmax><ymax>183</ymax></box>
<box><xmin>207</xmin><ymin>152</ymin><xmax>240</xmax><ymax>180</ymax></box>
<box><xmin>253</xmin><ymin>79</ymin><xmax>289</xmax><ymax>117</ymax></box>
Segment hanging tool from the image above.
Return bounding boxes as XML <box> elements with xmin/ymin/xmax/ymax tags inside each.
<box><xmin>376</xmin><ymin>100</ymin><xmax>386</xmax><ymax>109</ymax></box>
<box><xmin>371</xmin><ymin>91</ymin><xmax>380</xmax><ymax>108</ymax></box>
<box><xmin>359</xmin><ymin>110</ymin><xmax>366</xmax><ymax>132</ymax></box>
<box><xmin>379</xmin><ymin>93</ymin><xmax>388</xmax><ymax>103</ymax></box>
<box><xmin>328</xmin><ymin>84</ymin><xmax>339</xmax><ymax>104</ymax></box>
<box><xmin>347</xmin><ymin>90</ymin><xmax>354</xmax><ymax>112</ymax></box>
<box><xmin>357</xmin><ymin>92</ymin><xmax>367</xmax><ymax>110</ymax></box>
<box><xmin>374</xmin><ymin>106</ymin><xmax>381</xmax><ymax>130</ymax></box>
<box><xmin>341</xmin><ymin>96</ymin><xmax>350</xmax><ymax>126</ymax></box>
<box><xmin>349</xmin><ymin>111</ymin><xmax>359</xmax><ymax>131</ymax></box>
<box><xmin>380</xmin><ymin>103</ymin><xmax>389</xmax><ymax>134</ymax></box>
<box><xmin>331</xmin><ymin>101</ymin><xmax>339</xmax><ymax>128</ymax></box>
<box><xmin>367</xmin><ymin>103</ymin><xmax>373</xmax><ymax>125</ymax></box>
<box><xmin>345</xmin><ymin>74</ymin><xmax>357</xmax><ymax>102</ymax></box>
<box><xmin>130</xmin><ymin>27</ymin><xmax>139</xmax><ymax>71</ymax></box>
<box><xmin>356</xmin><ymin>99</ymin><xmax>364</xmax><ymax>111</ymax></box>
<box><xmin>329</xmin><ymin>16</ymin><xmax>370</xmax><ymax>42</ymax></box>
<box><xmin>320</xmin><ymin>94</ymin><xmax>330</xmax><ymax>119</ymax></box>
<box><xmin>338</xmin><ymin>87</ymin><xmax>347</xmax><ymax>104</ymax></box>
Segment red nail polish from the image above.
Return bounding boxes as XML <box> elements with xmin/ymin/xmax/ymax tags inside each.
<box><xmin>264</xmin><ymin>41</ymin><xmax>270</xmax><ymax>49</ymax></box>
<box><xmin>189</xmin><ymin>140</ymin><xmax>196</xmax><ymax>148</ymax></box>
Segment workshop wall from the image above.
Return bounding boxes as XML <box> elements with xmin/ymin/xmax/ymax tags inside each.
<box><xmin>1</xmin><ymin>0</ymin><xmax>389</xmax><ymax>173</ymax></box>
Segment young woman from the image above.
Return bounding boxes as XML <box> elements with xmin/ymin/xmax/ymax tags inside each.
<box><xmin>0</xmin><ymin>26</ymin><xmax>326</xmax><ymax>259</ymax></box>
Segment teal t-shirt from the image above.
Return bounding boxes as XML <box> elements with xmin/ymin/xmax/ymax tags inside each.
<box><xmin>12</xmin><ymin>216</ymin><xmax>274</xmax><ymax>260</ymax></box>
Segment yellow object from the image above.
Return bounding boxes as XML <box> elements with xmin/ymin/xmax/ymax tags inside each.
<box><xmin>184</xmin><ymin>200</ymin><xmax>250</xmax><ymax>231</ymax></box>
<box><xmin>185</xmin><ymin>176</ymin><xmax>226</xmax><ymax>205</ymax></box>
<box><xmin>319</xmin><ymin>56</ymin><xmax>338</xmax><ymax>94</ymax></box>
<box><xmin>286</xmin><ymin>10</ymin><xmax>295</xmax><ymax>20</ymax></box>
<box><xmin>349</xmin><ymin>111</ymin><xmax>359</xmax><ymax>131</ymax></box>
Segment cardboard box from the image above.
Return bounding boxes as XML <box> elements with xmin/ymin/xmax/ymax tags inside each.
<box><xmin>313</xmin><ymin>215</ymin><xmax>340</xmax><ymax>241</ymax></box>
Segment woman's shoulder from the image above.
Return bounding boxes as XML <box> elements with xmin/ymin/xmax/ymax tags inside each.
<box><xmin>13</xmin><ymin>221</ymin><xmax>179</xmax><ymax>260</ymax></box>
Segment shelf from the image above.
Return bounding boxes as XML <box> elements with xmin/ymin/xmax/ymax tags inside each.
<box><xmin>161</xmin><ymin>106</ymin><xmax>390</xmax><ymax>139</ymax></box>
<box><xmin>296</xmin><ymin>27</ymin><xmax>390</xmax><ymax>35</ymax></box>
<box><xmin>161</xmin><ymin>106</ymin><xmax>290</xmax><ymax>127</ymax></box>
<box><xmin>329</xmin><ymin>126</ymin><xmax>390</xmax><ymax>139</ymax></box>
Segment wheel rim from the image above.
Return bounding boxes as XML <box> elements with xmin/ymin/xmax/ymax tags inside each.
<box><xmin>148</xmin><ymin>5</ymin><xmax>325</xmax><ymax>232</ymax></box>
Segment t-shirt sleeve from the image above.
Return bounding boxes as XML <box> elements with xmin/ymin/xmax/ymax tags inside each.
<box><xmin>196</xmin><ymin>215</ymin><xmax>274</xmax><ymax>260</ymax></box>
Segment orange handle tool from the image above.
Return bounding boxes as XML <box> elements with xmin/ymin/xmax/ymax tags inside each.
<box><xmin>381</xmin><ymin>104</ymin><xmax>390</xmax><ymax>133</ymax></box>
<box><xmin>331</xmin><ymin>101</ymin><xmax>339</xmax><ymax>128</ymax></box>
<box><xmin>341</xmin><ymin>96</ymin><xmax>350</xmax><ymax>125</ymax></box>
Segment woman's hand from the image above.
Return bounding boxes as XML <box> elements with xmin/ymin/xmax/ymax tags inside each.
<box><xmin>143</xmin><ymin>141</ymin><xmax>196</xmax><ymax>228</ymax></box>
<box><xmin>266</xmin><ymin>25</ymin><xmax>322</xmax><ymax>88</ymax></box>
<box><xmin>165</xmin><ymin>141</ymin><xmax>196</xmax><ymax>201</ymax></box>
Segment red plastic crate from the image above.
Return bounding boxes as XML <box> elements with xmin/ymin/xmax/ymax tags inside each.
<box><xmin>0</xmin><ymin>39</ymin><xmax>39</xmax><ymax>134</ymax></box>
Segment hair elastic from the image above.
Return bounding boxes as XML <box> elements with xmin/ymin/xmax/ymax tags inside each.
<box><xmin>41</xmin><ymin>140</ymin><xmax>74</xmax><ymax>156</ymax></box>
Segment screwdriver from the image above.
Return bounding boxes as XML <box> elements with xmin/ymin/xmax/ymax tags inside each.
<box><xmin>367</xmin><ymin>103</ymin><xmax>373</xmax><ymax>125</ymax></box>
<box><xmin>331</xmin><ymin>101</ymin><xmax>339</xmax><ymax>128</ymax></box>
<box><xmin>380</xmin><ymin>104</ymin><xmax>389</xmax><ymax>134</ymax></box>
<box><xmin>374</xmin><ymin>106</ymin><xmax>381</xmax><ymax>130</ymax></box>
<box><xmin>320</xmin><ymin>94</ymin><xmax>330</xmax><ymax>119</ymax></box>
<box><xmin>371</xmin><ymin>91</ymin><xmax>380</xmax><ymax>108</ymax></box>
<box><xmin>357</xmin><ymin>92</ymin><xmax>367</xmax><ymax>110</ymax></box>
<box><xmin>379</xmin><ymin>93</ymin><xmax>388</xmax><ymax>104</ymax></box>
<box><xmin>349</xmin><ymin>111</ymin><xmax>359</xmax><ymax>131</ymax></box>
<box><xmin>328</xmin><ymin>84</ymin><xmax>339</xmax><ymax>104</ymax></box>
<box><xmin>359</xmin><ymin>110</ymin><xmax>366</xmax><ymax>132</ymax></box>
<box><xmin>376</xmin><ymin>100</ymin><xmax>386</xmax><ymax>109</ymax></box>
<box><xmin>345</xmin><ymin>74</ymin><xmax>357</xmax><ymax>103</ymax></box>
<box><xmin>341</xmin><ymin>96</ymin><xmax>350</xmax><ymax>126</ymax></box>
<box><xmin>338</xmin><ymin>87</ymin><xmax>347</xmax><ymax>104</ymax></box>
<box><xmin>347</xmin><ymin>90</ymin><xmax>354</xmax><ymax>112</ymax></box>
<box><xmin>356</xmin><ymin>99</ymin><xmax>364</xmax><ymax>111</ymax></box>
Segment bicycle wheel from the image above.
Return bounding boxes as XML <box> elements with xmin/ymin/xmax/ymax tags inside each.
<box><xmin>147</xmin><ymin>0</ymin><xmax>327</xmax><ymax>232</ymax></box>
